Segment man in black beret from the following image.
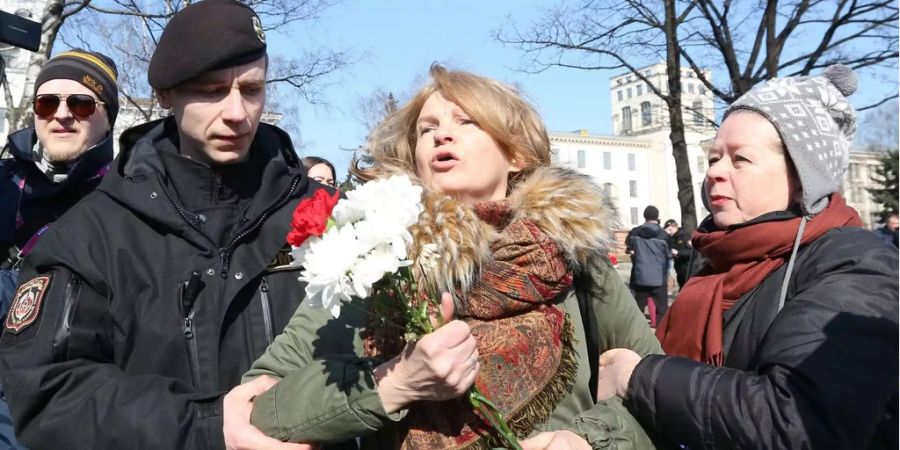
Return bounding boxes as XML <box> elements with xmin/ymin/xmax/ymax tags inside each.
<box><xmin>0</xmin><ymin>1</ymin><xmax>338</xmax><ymax>449</ymax></box>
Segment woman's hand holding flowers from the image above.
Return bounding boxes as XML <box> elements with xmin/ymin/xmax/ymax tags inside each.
<box><xmin>373</xmin><ymin>294</ymin><xmax>480</xmax><ymax>413</ymax></box>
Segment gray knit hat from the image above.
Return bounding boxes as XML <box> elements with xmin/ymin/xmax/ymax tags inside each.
<box><xmin>724</xmin><ymin>64</ymin><xmax>858</xmax><ymax>215</ymax></box>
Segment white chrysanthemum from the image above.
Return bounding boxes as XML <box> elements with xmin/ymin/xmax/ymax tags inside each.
<box><xmin>350</xmin><ymin>243</ymin><xmax>411</xmax><ymax>298</ymax></box>
<box><xmin>298</xmin><ymin>224</ymin><xmax>364</xmax><ymax>318</ymax></box>
<box><xmin>333</xmin><ymin>175</ymin><xmax>423</xmax><ymax>228</ymax></box>
<box><xmin>292</xmin><ymin>174</ymin><xmax>425</xmax><ymax>318</ymax></box>
<box><xmin>354</xmin><ymin>211</ymin><xmax>414</xmax><ymax>257</ymax></box>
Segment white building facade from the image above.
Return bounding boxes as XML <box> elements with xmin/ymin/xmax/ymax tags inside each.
<box><xmin>844</xmin><ymin>149</ymin><xmax>891</xmax><ymax>229</ymax></box>
<box><xmin>551</xmin><ymin>62</ymin><xmax>716</xmax><ymax>233</ymax></box>
<box><xmin>553</xmin><ymin>60</ymin><xmax>890</xmax><ymax>234</ymax></box>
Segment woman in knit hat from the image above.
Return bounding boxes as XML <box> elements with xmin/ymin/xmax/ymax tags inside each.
<box><xmin>596</xmin><ymin>65</ymin><xmax>898</xmax><ymax>449</ymax></box>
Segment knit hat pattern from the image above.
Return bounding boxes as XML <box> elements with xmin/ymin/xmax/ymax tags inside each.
<box><xmin>34</xmin><ymin>49</ymin><xmax>119</xmax><ymax>125</ymax></box>
<box><xmin>725</xmin><ymin>65</ymin><xmax>858</xmax><ymax>215</ymax></box>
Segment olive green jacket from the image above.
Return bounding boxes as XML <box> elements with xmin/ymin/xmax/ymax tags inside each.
<box><xmin>244</xmin><ymin>257</ymin><xmax>661</xmax><ymax>449</ymax></box>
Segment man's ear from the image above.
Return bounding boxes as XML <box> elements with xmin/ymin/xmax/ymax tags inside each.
<box><xmin>156</xmin><ymin>90</ymin><xmax>172</xmax><ymax>109</ymax></box>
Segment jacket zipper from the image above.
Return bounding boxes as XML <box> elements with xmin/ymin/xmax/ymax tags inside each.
<box><xmin>158</xmin><ymin>174</ymin><xmax>301</xmax><ymax>279</ymax></box>
<box><xmin>219</xmin><ymin>176</ymin><xmax>301</xmax><ymax>278</ymax></box>
<box><xmin>181</xmin><ymin>272</ymin><xmax>203</xmax><ymax>387</ymax></box>
<box><xmin>259</xmin><ymin>276</ymin><xmax>274</xmax><ymax>344</ymax></box>
<box><xmin>52</xmin><ymin>275</ymin><xmax>82</xmax><ymax>362</ymax></box>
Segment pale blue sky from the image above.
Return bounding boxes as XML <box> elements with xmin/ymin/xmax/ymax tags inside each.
<box><xmin>266</xmin><ymin>1</ymin><xmax>898</xmax><ymax>177</ymax></box>
<box><xmin>267</xmin><ymin>0</ymin><xmax>616</xmax><ymax>176</ymax></box>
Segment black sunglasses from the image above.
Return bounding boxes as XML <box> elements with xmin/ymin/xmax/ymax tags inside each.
<box><xmin>32</xmin><ymin>94</ymin><xmax>104</xmax><ymax>119</ymax></box>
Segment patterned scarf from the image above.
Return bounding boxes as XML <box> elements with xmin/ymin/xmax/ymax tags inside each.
<box><xmin>656</xmin><ymin>194</ymin><xmax>862</xmax><ymax>365</ymax></box>
<box><xmin>364</xmin><ymin>199</ymin><xmax>578</xmax><ymax>449</ymax></box>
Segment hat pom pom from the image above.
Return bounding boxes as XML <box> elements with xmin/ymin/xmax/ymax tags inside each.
<box><xmin>824</xmin><ymin>64</ymin><xmax>857</xmax><ymax>97</ymax></box>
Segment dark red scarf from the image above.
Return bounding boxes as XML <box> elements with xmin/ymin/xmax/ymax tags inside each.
<box><xmin>656</xmin><ymin>194</ymin><xmax>862</xmax><ymax>365</ymax></box>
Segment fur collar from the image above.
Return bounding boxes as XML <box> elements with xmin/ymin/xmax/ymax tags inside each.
<box><xmin>410</xmin><ymin>166</ymin><xmax>619</xmax><ymax>298</ymax></box>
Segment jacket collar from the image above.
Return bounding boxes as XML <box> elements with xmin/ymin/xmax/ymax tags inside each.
<box><xmin>101</xmin><ymin>117</ymin><xmax>307</xmax><ymax>235</ymax></box>
<box><xmin>4</xmin><ymin>127</ymin><xmax>113</xmax><ymax>187</ymax></box>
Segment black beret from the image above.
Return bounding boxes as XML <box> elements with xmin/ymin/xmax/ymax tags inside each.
<box><xmin>35</xmin><ymin>49</ymin><xmax>119</xmax><ymax>125</ymax></box>
<box><xmin>148</xmin><ymin>0</ymin><xmax>266</xmax><ymax>90</ymax></box>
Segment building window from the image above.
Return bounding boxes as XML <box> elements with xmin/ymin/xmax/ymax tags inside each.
<box><xmin>687</xmin><ymin>83</ymin><xmax>694</xmax><ymax>94</ymax></box>
<box><xmin>636</xmin><ymin>85</ymin><xmax>642</xmax><ymax>96</ymax></box>
<box><xmin>627</xmin><ymin>88</ymin><xmax>632</xmax><ymax>99</ymax></box>
<box><xmin>692</xmin><ymin>100</ymin><xmax>704</xmax><ymax>126</ymax></box>
<box><xmin>699</xmin><ymin>86</ymin><xmax>706</xmax><ymax>95</ymax></box>
<box><xmin>641</xmin><ymin>101</ymin><xmax>652</xmax><ymax>126</ymax></box>
<box><xmin>577</xmin><ymin>150</ymin><xmax>586</xmax><ymax>168</ymax></box>
<box><xmin>603</xmin><ymin>183</ymin><xmax>613</xmax><ymax>198</ymax></box>
<box><xmin>628</xmin><ymin>153</ymin><xmax>636</xmax><ymax>171</ymax></box>
<box><xmin>630</xmin><ymin>207</ymin><xmax>639</xmax><ymax>225</ymax></box>
<box><xmin>617</xmin><ymin>90</ymin><xmax>623</xmax><ymax>101</ymax></box>
<box><xmin>550</xmin><ymin>148</ymin><xmax>559</xmax><ymax>165</ymax></box>
<box><xmin>622</xmin><ymin>106</ymin><xmax>632</xmax><ymax>133</ymax></box>
<box><xmin>629</xmin><ymin>180</ymin><xmax>638</xmax><ymax>197</ymax></box>
<box><xmin>696</xmin><ymin>155</ymin><xmax>706</xmax><ymax>174</ymax></box>
<box><xmin>603</xmin><ymin>152</ymin><xmax>611</xmax><ymax>170</ymax></box>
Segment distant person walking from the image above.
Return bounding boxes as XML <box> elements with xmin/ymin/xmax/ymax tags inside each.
<box><xmin>664</xmin><ymin>219</ymin><xmax>693</xmax><ymax>289</ymax></box>
<box><xmin>627</xmin><ymin>205</ymin><xmax>671</xmax><ymax>326</ymax></box>
<box><xmin>876</xmin><ymin>212</ymin><xmax>898</xmax><ymax>247</ymax></box>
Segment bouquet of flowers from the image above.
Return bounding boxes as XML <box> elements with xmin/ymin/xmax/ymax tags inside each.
<box><xmin>286</xmin><ymin>174</ymin><xmax>522</xmax><ymax>449</ymax></box>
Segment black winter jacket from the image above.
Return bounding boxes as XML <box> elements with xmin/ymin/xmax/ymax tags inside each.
<box><xmin>627</xmin><ymin>226</ymin><xmax>899</xmax><ymax>449</ymax></box>
<box><xmin>0</xmin><ymin>127</ymin><xmax>113</xmax><ymax>253</ymax></box>
<box><xmin>0</xmin><ymin>118</ymin><xmax>323</xmax><ymax>448</ymax></box>
<box><xmin>626</xmin><ymin>222</ymin><xmax>671</xmax><ymax>288</ymax></box>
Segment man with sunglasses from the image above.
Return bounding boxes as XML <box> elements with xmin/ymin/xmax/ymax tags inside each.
<box><xmin>0</xmin><ymin>49</ymin><xmax>118</xmax><ymax>449</ymax></box>
<box><xmin>0</xmin><ymin>1</ymin><xmax>341</xmax><ymax>449</ymax></box>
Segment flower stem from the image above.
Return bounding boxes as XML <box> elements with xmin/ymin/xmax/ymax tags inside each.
<box><xmin>419</xmin><ymin>290</ymin><xmax>522</xmax><ymax>449</ymax></box>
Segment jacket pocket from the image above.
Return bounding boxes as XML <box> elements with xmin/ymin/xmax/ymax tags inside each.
<box><xmin>259</xmin><ymin>276</ymin><xmax>274</xmax><ymax>345</ymax></box>
<box><xmin>179</xmin><ymin>273</ymin><xmax>203</xmax><ymax>387</ymax></box>
<box><xmin>51</xmin><ymin>273</ymin><xmax>81</xmax><ymax>362</ymax></box>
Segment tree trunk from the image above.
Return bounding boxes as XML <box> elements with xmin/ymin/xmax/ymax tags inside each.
<box><xmin>664</xmin><ymin>0</ymin><xmax>698</xmax><ymax>233</ymax></box>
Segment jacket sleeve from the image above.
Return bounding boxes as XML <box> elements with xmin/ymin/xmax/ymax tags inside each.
<box><xmin>625</xmin><ymin>228</ymin><xmax>635</xmax><ymax>254</ymax></box>
<box><xmin>591</xmin><ymin>257</ymin><xmax>662</xmax><ymax>357</ymax></box>
<box><xmin>0</xmin><ymin>265</ymin><xmax>226</xmax><ymax>449</ymax></box>
<box><xmin>625</xmin><ymin>238</ymin><xmax>899</xmax><ymax>449</ymax></box>
<box><xmin>558</xmin><ymin>257</ymin><xmax>662</xmax><ymax>449</ymax></box>
<box><xmin>247</xmin><ymin>300</ymin><xmax>405</xmax><ymax>443</ymax></box>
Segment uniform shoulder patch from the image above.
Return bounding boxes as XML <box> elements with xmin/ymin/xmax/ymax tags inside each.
<box><xmin>5</xmin><ymin>275</ymin><xmax>51</xmax><ymax>334</ymax></box>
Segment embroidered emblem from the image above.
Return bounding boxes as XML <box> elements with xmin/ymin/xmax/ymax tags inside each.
<box><xmin>5</xmin><ymin>276</ymin><xmax>51</xmax><ymax>334</ymax></box>
<box><xmin>82</xmin><ymin>75</ymin><xmax>103</xmax><ymax>94</ymax></box>
<box><xmin>266</xmin><ymin>244</ymin><xmax>295</xmax><ymax>272</ymax></box>
<box><xmin>251</xmin><ymin>15</ymin><xmax>266</xmax><ymax>43</ymax></box>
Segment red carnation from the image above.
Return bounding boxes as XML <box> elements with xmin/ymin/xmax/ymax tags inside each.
<box><xmin>286</xmin><ymin>189</ymin><xmax>341</xmax><ymax>247</ymax></box>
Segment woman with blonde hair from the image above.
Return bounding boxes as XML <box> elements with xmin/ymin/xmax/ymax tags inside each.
<box><xmin>243</xmin><ymin>64</ymin><xmax>661</xmax><ymax>449</ymax></box>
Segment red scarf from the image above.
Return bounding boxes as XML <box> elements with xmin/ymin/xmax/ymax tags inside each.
<box><xmin>656</xmin><ymin>194</ymin><xmax>862</xmax><ymax>365</ymax></box>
